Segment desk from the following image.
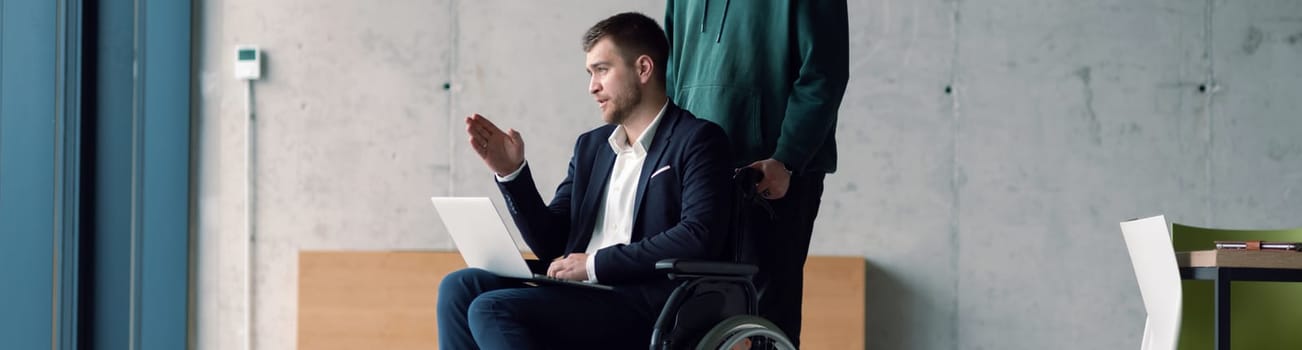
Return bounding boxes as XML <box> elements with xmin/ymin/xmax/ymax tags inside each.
<box><xmin>1178</xmin><ymin>250</ymin><xmax>1302</xmax><ymax>350</ymax></box>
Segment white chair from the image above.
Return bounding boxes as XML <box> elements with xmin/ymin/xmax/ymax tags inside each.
<box><xmin>1120</xmin><ymin>215</ymin><xmax>1182</xmax><ymax>350</ymax></box>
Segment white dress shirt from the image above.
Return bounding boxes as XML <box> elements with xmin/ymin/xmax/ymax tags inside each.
<box><xmin>497</xmin><ymin>102</ymin><xmax>669</xmax><ymax>283</ymax></box>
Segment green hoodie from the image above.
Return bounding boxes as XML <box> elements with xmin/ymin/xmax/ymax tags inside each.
<box><xmin>664</xmin><ymin>0</ymin><xmax>849</xmax><ymax>173</ymax></box>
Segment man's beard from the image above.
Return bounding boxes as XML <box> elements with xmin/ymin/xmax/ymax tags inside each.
<box><xmin>604</xmin><ymin>83</ymin><xmax>642</xmax><ymax>125</ymax></box>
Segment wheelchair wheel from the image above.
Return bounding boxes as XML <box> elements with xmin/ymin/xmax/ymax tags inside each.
<box><xmin>694</xmin><ymin>315</ymin><xmax>795</xmax><ymax>350</ymax></box>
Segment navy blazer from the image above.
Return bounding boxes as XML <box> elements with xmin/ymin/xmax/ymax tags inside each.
<box><xmin>497</xmin><ymin>102</ymin><xmax>733</xmax><ymax>305</ymax></box>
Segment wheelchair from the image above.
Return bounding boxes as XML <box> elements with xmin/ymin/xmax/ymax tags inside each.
<box><xmin>649</xmin><ymin>168</ymin><xmax>797</xmax><ymax>350</ymax></box>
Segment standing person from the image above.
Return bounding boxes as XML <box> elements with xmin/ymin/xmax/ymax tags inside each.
<box><xmin>437</xmin><ymin>12</ymin><xmax>734</xmax><ymax>349</ymax></box>
<box><xmin>664</xmin><ymin>1</ymin><xmax>850</xmax><ymax>346</ymax></box>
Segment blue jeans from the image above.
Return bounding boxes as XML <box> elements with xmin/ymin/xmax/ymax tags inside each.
<box><xmin>436</xmin><ymin>268</ymin><xmax>654</xmax><ymax>349</ymax></box>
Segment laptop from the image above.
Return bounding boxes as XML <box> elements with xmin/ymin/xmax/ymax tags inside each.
<box><xmin>430</xmin><ymin>197</ymin><xmax>613</xmax><ymax>291</ymax></box>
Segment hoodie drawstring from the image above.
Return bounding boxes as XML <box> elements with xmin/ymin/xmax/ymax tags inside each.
<box><xmin>700</xmin><ymin>0</ymin><xmax>729</xmax><ymax>43</ymax></box>
<box><xmin>701</xmin><ymin>0</ymin><xmax>709</xmax><ymax>33</ymax></box>
<box><xmin>716</xmin><ymin>0</ymin><xmax>730</xmax><ymax>43</ymax></box>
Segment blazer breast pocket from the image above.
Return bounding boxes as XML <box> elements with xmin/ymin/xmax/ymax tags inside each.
<box><xmin>642</xmin><ymin>164</ymin><xmax>682</xmax><ymax>216</ymax></box>
<box><xmin>647</xmin><ymin>165</ymin><xmax>679</xmax><ymax>189</ymax></box>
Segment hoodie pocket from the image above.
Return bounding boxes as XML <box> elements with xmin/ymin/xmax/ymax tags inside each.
<box><xmin>677</xmin><ymin>84</ymin><xmax>763</xmax><ymax>163</ymax></box>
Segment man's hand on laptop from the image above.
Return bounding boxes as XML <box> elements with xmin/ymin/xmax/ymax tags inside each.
<box><xmin>465</xmin><ymin>113</ymin><xmax>525</xmax><ymax>176</ymax></box>
<box><xmin>546</xmin><ymin>253</ymin><xmax>589</xmax><ymax>281</ymax></box>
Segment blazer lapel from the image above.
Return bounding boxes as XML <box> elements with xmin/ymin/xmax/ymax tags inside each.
<box><xmin>630</xmin><ymin>105</ymin><xmax>681</xmax><ymax>234</ymax></box>
<box><xmin>572</xmin><ymin>145</ymin><xmax>615</xmax><ymax>253</ymax></box>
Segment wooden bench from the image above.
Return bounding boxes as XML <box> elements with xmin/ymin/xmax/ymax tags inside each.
<box><xmin>298</xmin><ymin>251</ymin><xmax>864</xmax><ymax>349</ymax></box>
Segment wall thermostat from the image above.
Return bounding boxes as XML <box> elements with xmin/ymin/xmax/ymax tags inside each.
<box><xmin>235</xmin><ymin>45</ymin><xmax>261</xmax><ymax>80</ymax></box>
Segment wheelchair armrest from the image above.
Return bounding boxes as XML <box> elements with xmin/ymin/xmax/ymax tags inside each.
<box><xmin>655</xmin><ymin>259</ymin><xmax>758</xmax><ymax>279</ymax></box>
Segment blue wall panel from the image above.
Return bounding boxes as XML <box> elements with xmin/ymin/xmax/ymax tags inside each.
<box><xmin>1</xmin><ymin>0</ymin><xmax>191</xmax><ymax>348</ymax></box>
<box><xmin>0</xmin><ymin>0</ymin><xmax>58</xmax><ymax>348</ymax></box>
<box><xmin>137</xmin><ymin>0</ymin><xmax>192</xmax><ymax>348</ymax></box>
<box><xmin>88</xmin><ymin>0</ymin><xmax>135</xmax><ymax>347</ymax></box>
<box><xmin>90</xmin><ymin>0</ymin><xmax>193</xmax><ymax>348</ymax></box>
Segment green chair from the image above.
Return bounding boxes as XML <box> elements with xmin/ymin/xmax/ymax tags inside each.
<box><xmin>1171</xmin><ymin>223</ymin><xmax>1302</xmax><ymax>350</ymax></box>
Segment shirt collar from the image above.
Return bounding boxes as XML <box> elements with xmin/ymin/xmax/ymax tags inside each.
<box><xmin>607</xmin><ymin>101</ymin><xmax>669</xmax><ymax>155</ymax></box>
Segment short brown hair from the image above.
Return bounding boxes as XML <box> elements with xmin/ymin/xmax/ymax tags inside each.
<box><xmin>582</xmin><ymin>12</ymin><xmax>669</xmax><ymax>84</ymax></box>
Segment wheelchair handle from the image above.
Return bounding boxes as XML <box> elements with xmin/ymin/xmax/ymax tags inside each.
<box><xmin>733</xmin><ymin>167</ymin><xmax>776</xmax><ymax>220</ymax></box>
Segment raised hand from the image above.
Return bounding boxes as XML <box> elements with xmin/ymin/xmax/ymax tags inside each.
<box><xmin>465</xmin><ymin>113</ymin><xmax>525</xmax><ymax>176</ymax></box>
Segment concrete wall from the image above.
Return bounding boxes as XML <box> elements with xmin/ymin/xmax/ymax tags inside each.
<box><xmin>195</xmin><ymin>0</ymin><xmax>1302</xmax><ymax>349</ymax></box>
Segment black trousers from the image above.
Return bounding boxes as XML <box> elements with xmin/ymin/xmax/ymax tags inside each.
<box><xmin>749</xmin><ymin>172</ymin><xmax>826</xmax><ymax>347</ymax></box>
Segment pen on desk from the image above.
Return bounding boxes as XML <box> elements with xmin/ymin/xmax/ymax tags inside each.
<box><xmin>1215</xmin><ymin>240</ymin><xmax>1302</xmax><ymax>251</ymax></box>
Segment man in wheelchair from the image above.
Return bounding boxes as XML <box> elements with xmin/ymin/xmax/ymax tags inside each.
<box><xmin>438</xmin><ymin>12</ymin><xmax>738</xmax><ymax>349</ymax></box>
